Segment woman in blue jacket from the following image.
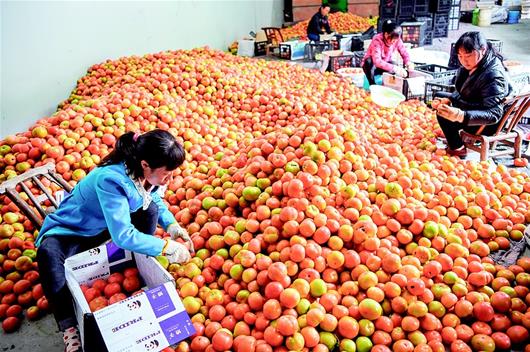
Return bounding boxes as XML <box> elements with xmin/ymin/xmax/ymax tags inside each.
<box><xmin>36</xmin><ymin>129</ymin><xmax>192</xmax><ymax>352</ymax></box>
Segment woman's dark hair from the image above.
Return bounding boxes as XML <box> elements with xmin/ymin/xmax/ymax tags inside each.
<box><xmin>100</xmin><ymin>129</ymin><xmax>185</xmax><ymax>179</ymax></box>
<box><xmin>382</xmin><ymin>20</ymin><xmax>402</xmax><ymax>39</ymax></box>
<box><xmin>320</xmin><ymin>4</ymin><xmax>330</xmax><ymax>11</ymax></box>
<box><xmin>454</xmin><ymin>31</ymin><xmax>504</xmax><ymax>61</ymax></box>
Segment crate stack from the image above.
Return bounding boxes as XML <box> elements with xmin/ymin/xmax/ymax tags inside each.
<box><xmin>431</xmin><ymin>0</ymin><xmax>451</xmax><ymax>38</ymax></box>
<box><xmin>416</xmin><ymin>16</ymin><xmax>434</xmax><ymax>45</ymax></box>
<box><xmin>378</xmin><ymin>0</ymin><xmax>399</xmax><ymax>32</ymax></box>
<box><xmin>378</xmin><ymin>0</ymin><xmax>458</xmax><ymax>46</ymax></box>
<box><xmin>397</xmin><ymin>0</ymin><xmax>416</xmax><ymax>23</ymax></box>
<box><xmin>448</xmin><ymin>0</ymin><xmax>461</xmax><ymax>31</ymax></box>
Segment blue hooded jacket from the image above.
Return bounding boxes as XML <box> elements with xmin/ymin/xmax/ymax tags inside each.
<box><xmin>36</xmin><ymin>162</ymin><xmax>175</xmax><ymax>256</ymax></box>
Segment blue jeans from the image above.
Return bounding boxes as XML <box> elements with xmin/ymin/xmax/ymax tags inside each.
<box><xmin>37</xmin><ymin>202</ymin><xmax>158</xmax><ymax>331</ymax></box>
<box><xmin>308</xmin><ymin>33</ymin><xmax>320</xmax><ymax>41</ymax></box>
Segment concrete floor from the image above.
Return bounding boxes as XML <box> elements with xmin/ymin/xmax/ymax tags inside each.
<box><xmin>426</xmin><ymin>20</ymin><xmax>530</xmax><ymax>65</ymax></box>
<box><xmin>1</xmin><ymin>19</ymin><xmax>530</xmax><ymax>352</ymax></box>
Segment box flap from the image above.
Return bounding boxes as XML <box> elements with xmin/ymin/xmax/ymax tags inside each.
<box><xmin>134</xmin><ymin>253</ymin><xmax>174</xmax><ymax>288</ymax></box>
<box><xmin>255</xmin><ymin>30</ymin><xmax>267</xmax><ymax>42</ymax></box>
<box><xmin>65</xmin><ymin>242</ymin><xmax>132</xmax><ymax>285</ymax></box>
<box><xmin>94</xmin><ymin>282</ymin><xmax>193</xmax><ymax>352</ymax></box>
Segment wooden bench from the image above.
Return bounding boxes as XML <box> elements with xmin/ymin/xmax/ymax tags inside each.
<box><xmin>460</xmin><ymin>92</ymin><xmax>530</xmax><ymax>161</ymax></box>
<box><xmin>0</xmin><ymin>163</ymin><xmax>73</xmax><ymax>228</ymax></box>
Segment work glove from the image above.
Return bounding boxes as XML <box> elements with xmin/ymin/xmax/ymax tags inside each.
<box><xmin>163</xmin><ymin>239</ymin><xmax>191</xmax><ymax>264</ymax></box>
<box><xmin>167</xmin><ymin>222</ymin><xmax>194</xmax><ymax>254</ymax></box>
<box><xmin>438</xmin><ymin>104</ymin><xmax>465</xmax><ymax>123</ymax></box>
<box><xmin>394</xmin><ymin>66</ymin><xmax>407</xmax><ymax>78</ymax></box>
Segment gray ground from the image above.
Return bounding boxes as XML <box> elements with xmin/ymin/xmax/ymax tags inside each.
<box><xmin>1</xmin><ymin>19</ymin><xmax>529</xmax><ymax>352</ymax></box>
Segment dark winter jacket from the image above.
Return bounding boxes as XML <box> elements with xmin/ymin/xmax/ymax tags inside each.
<box><xmin>307</xmin><ymin>12</ymin><xmax>332</xmax><ymax>36</ymax></box>
<box><xmin>448</xmin><ymin>48</ymin><xmax>511</xmax><ymax>126</ymax></box>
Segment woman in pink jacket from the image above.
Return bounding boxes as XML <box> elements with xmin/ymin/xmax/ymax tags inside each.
<box><xmin>362</xmin><ymin>20</ymin><xmax>414</xmax><ymax>85</ymax></box>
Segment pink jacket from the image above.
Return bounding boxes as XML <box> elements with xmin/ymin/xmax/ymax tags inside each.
<box><xmin>362</xmin><ymin>33</ymin><xmax>410</xmax><ymax>72</ymax></box>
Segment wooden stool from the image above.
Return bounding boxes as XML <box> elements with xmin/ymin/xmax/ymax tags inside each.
<box><xmin>460</xmin><ymin>93</ymin><xmax>530</xmax><ymax>161</ymax></box>
<box><xmin>0</xmin><ymin>163</ymin><xmax>73</xmax><ymax>228</ymax></box>
<box><xmin>262</xmin><ymin>27</ymin><xmax>284</xmax><ymax>56</ymax></box>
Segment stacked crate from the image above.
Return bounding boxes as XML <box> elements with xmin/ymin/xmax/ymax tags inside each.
<box><xmin>378</xmin><ymin>0</ymin><xmax>461</xmax><ymax>44</ymax></box>
<box><xmin>378</xmin><ymin>0</ymin><xmax>398</xmax><ymax>30</ymax></box>
<box><xmin>416</xmin><ymin>16</ymin><xmax>434</xmax><ymax>45</ymax></box>
<box><xmin>430</xmin><ymin>0</ymin><xmax>451</xmax><ymax>38</ymax></box>
<box><xmin>449</xmin><ymin>0</ymin><xmax>461</xmax><ymax>31</ymax></box>
<box><xmin>415</xmin><ymin>0</ymin><xmax>431</xmax><ymax>15</ymax></box>
<box><xmin>397</xmin><ymin>0</ymin><xmax>416</xmax><ymax>22</ymax></box>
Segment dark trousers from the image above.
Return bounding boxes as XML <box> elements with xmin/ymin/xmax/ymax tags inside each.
<box><xmin>362</xmin><ymin>57</ymin><xmax>392</xmax><ymax>85</ymax></box>
<box><xmin>37</xmin><ymin>202</ymin><xmax>158</xmax><ymax>331</ymax></box>
<box><xmin>436</xmin><ymin>115</ymin><xmax>499</xmax><ymax>150</ymax></box>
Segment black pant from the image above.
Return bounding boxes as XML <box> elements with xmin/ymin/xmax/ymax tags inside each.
<box><xmin>436</xmin><ymin>115</ymin><xmax>499</xmax><ymax>150</ymax></box>
<box><xmin>37</xmin><ymin>202</ymin><xmax>158</xmax><ymax>331</ymax></box>
<box><xmin>362</xmin><ymin>57</ymin><xmax>392</xmax><ymax>85</ymax></box>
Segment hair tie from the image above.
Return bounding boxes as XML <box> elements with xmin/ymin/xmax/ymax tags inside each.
<box><xmin>133</xmin><ymin>132</ymin><xmax>140</xmax><ymax>142</ymax></box>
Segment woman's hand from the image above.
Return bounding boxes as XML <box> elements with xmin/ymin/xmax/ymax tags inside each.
<box><xmin>394</xmin><ymin>66</ymin><xmax>407</xmax><ymax>78</ymax></box>
<box><xmin>163</xmin><ymin>239</ymin><xmax>191</xmax><ymax>264</ymax></box>
<box><xmin>167</xmin><ymin>223</ymin><xmax>194</xmax><ymax>253</ymax></box>
<box><xmin>438</xmin><ymin>104</ymin><xmax>465</xmax><ymax>123</ymax></box>
<box><xmin>431</xmin><ymin>98</ymin><xmax>451</xmax><ymax>110</ymax></box>
<box><xmin>406</xmin><ymin>62</ymin><xmax>415</xmax><ymax>71</ymax></box>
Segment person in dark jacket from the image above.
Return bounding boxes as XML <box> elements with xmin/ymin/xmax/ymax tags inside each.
<box><xmin>433</xmin><ymin>31</ymin><xmax>511</xmax><ymax>157</ymax></box>
<box><xmin>307</xmin><ymin>5</ymin><xmax>332</xmax><ymax>41</ymax></box>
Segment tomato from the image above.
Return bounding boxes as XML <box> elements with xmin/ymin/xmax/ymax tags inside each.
<box><xmin>506</xmin><ymin>325</ymin><xmax>529</xmax><ymax>344</ymax></box>
<box><xmin>491</xmin><ymin>332</ymin><xmax>511</xmax><ymax>350</ymax></box>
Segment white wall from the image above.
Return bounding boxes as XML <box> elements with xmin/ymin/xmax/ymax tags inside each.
<box><xmin>0</xmin><ymin>0</ymin><xmax>282</xmax><ymax>138</ymax></box>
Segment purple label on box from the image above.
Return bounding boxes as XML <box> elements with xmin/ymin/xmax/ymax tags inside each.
<box><xmin>106</xmin><ymin>242</ymin><xmax>126</xmax><ymax>263</ymax></box>
<box><xmin>146</xmin><ymin>285</ymin><xmax>175</xmax><ymax>318</ymax></box>
<box><xmin>159</xmin><ymin>311</ymin><xmax>196</xmax><ymax>345</ymax></box>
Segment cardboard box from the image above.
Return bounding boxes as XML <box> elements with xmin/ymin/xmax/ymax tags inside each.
<box><xmin>254</xmin><ymin>41</ymin><xmax>267</xmax><ymax>56</ymax></box>
<box><xmin>382</xmin><ymin>70</ymin><xmax>434</xmax><ymax>100</ymax></box>
<box><xmin>237</xmin><ymin>39</ymin><xmax>256</xmax><ymax>57</ymax></box>
<box><xmin>65</xmin><ymin>242</ymin><xmax>194</xmax><ymax>352</ymax></box>
<box><xmin>319</xmin><ymin>50</ymin><xmax>361</xmax><ymax>73</ymax></box>
<box><xmin>279</xmin><ymin>41</ymin><xmax>308</xmax><ymax>60</ymax></box>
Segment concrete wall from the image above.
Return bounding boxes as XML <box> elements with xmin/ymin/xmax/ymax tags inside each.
<box><xmin>291</xmin><ymin>0</ymin><xmax>379</xmax><ymax>22</ymax></box>
<box><xmin>0</xmin><ymin>0</ymin><xmax>282</xmax><ymax>138</ymax></box>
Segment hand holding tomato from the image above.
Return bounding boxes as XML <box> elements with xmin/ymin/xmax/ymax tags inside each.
<box><xmin>431</xmin><ymin>98</ymin><xmax>451</xmax><ymax>110</ymax></box>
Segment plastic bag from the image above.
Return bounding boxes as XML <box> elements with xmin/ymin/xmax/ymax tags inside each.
<box><xmin>489</xmin><ymin>226</ymin><xmax>530</xmax><ymax>267</ymax></box>
<box><xmin>491</xmin><ymin>5</ymin><xmax>509</xmax><ymax>23</ymax></box>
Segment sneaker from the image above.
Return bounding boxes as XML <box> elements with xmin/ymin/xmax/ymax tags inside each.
<box><xmin>63</xmin><ymin>326</ymin><xmax>82</xmax><ymax>352</ymax></box>
<box><xmin>446</xmin><ymin>147</ymin><xmax>467</xmax><ymax>158</ymax></box>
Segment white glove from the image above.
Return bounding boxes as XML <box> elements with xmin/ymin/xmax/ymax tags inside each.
<box><xmin>163</xmin><ymin>239</ymin><xmax>191</xmax><ymax>264</ymax></box>
<box><xmin>394</xmin><ymin>66</ymin><xmax>407</xmax><ymax>78</ymax></box>
<box><xmin>167</xmin><ymin>222</ymin><xmax>194</xmax><ymax>253</ymax></box>
<box><xmin>438</xmin><ymin>104</ymin><xmax>465</xmax><ymax>123</ymax></box>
